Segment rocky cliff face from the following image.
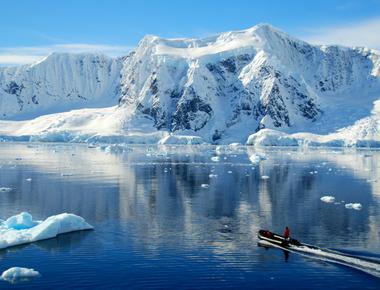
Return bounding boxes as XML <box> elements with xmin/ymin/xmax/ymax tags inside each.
<box><xmin>0</xmin><ymin>53</ymin><xmax>121</xmax><ymax>119</ymax></box>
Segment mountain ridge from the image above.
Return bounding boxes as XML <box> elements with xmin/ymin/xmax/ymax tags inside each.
<box><xmin>1</xmin><ymin>24</ymin><xmax>380</xmax><ymax>145</ymax></box>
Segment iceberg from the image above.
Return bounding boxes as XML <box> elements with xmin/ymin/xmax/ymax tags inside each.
<box><xmin>345</xmin><ymin>203</ymin><xmax>362</xmax><ymax>210</ymax></box>
<box><xmin>1</xmin><ymin>267</ymin><xmax>40</xmax><ymax>283</ymax></box>
<box><xmin>320</xmin><ymin>196</ymin><xmax>335</xmax><ymax>203</ymax></box>
<box><xmin>0</xmin><ymin>212</ymin><xmax>93</xmax><ymax>250</ymax></box>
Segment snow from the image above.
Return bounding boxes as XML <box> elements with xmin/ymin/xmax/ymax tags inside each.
<box><xmin>345</xmin><ymin>203</ymin><xmax>362</xmax><ymax>210</ymax></box>
<box><xmin>0</xmin><ymin>53</ymin><xmax>122</xmax><ymax>120</ymax></box>
<box><xmin>1</xmin><ymin>267</ymin><xmax>40</xmax><ymax>283</ymax></box>
<box><xmin>320</xmin><ymin>196</ymin><xmax>335</xmax><ymax>203</ymax></box>
<box><xmin>0</xmin><ymin>212</ymin><xmax>93</xmax><ymax>250</ymax></box>
<box><xmin>247</xmin><ymin>129</ymin><xmax>300</xmax><ymax>146</ymax></box>
<box><xmin>246</xmin><ymin>125</ymin><xmax>380</xmax><ymax>148</ymax></box>
<box><xmin>0</xmin><ymin>24</ymin><xmax>380</xmax><ymax>146</ymax></box>
<box><xmin>157</xmin><ymin>134</ymin><xmax>205</xmax><ymax>145</ymax></box>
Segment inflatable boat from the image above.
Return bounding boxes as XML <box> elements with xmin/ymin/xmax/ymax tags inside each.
<box><xmin>258</xmin><ymin>229</ymin><xmax>301</xmax><ymax>247</ymax></box>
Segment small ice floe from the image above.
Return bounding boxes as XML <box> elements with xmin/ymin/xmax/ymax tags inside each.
<box><xmin>249</xmin><ymin>153</ymin><xmax>266</xmax><ymax>165</ymax></box>
<box><xmin>209</xmin><ymin>174</ymin><xmax>218</xmax><ymax>178</ymax></box>
<box><xmin>261</xmin><ymin>175</ymin><xmax>270</xmax><ymax>180</ymax></box>
<box><xmin>227</xmin><ymin>170</ymin><xmax>233</xmax><ymax>174</ymax></box>
<box><xmin>61</xmin><ymin>173</ymin><xmax>73</xmax><ymax>177</ymax></box>
<box><xmin>201</xmin><ymin>184</ymin><xmax>209</xmax><ymax>188</ymax></box>
<box><xmin>345</xmin><ymin>203</ymin><xmax>362</xmax><ymax>210</ymax></box>
<box><xmin>215</xmin><ymin>145</ymin><xmax>224</xmax><ymax>155</ymax></box>
<box><xmin>228</xmin><ymin>143</ymin><xmax>242</xmax><ymax>151</ymax></box>
<box><xmin>211</xmin><ymin>156</ymin><xmax>220</xmax><ymax>162</ymax></box>
<box><xmin>163</xmin><ymin>168</ymin><xmax>168</xmax><ymax>173</ymax></box>
<box><xmin>1</xmin><ymin>267</ymin><xmax>40</xmax><ymax>283</ymax></box>
<box><xmin>320</xmin><ymin>196</ymin><xmax>335</xmax><ymax>203</ymax></box>
<box><xmin>0</xmin><ymin>212</ymin><xmax>93</xmax><ymax>250</ymax></box>
<box><xmin>25</xmin><ymin>178</ymin><xmax>32</xmax><ymax>182</ymax></box>
<box><xmin>0</xmin><ymin>187</ymin><xmax>12</xmax><ymax>193</ymax></box>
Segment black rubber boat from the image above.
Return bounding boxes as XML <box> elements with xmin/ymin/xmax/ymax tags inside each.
<box><xmin>258</xmin><ymin>229</ymin><xmax>301</xmax><ymax>247</ymax></box>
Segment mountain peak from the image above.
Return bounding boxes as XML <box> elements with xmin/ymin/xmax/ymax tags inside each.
<box><xmin>133</xmin><ymin>23</ymin><xmax>306</xmax><ymax>59</ymax></box>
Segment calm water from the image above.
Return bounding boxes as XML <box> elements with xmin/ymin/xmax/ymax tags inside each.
<box><xmin>0</xmin><ymin>143</ymin><xmax>379</xmax><ymax>289</ymax></box>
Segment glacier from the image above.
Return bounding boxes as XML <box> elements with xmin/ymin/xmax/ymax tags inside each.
<box><xmin>1</xmin><ymin>24</ymin><xmax>380</xmax><ymax>147</ymax></box>
<box><xmin>0</xmin><ymin>212</ymin><xmax>93</xmax><ymax>250</ymax></box>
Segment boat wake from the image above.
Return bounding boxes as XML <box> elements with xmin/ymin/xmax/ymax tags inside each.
<box><xmin>258</xmin><ymin>240</ymin><xmax>380</xmax><ymax>278</ymax></box>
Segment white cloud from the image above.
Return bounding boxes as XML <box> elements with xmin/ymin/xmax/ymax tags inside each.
<box><xmin>301</xmin><ymin>18</ymin><xmax>380</xmax><ymax>50</ymax></box>
<box><xmin>0</xmin><ymin>43</ymin><xmax>132</xmax><ymax>66</ymax></box>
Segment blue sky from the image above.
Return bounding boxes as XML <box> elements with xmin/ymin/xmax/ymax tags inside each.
<box><xmin>1</xmin><ymin>0</ymin><xmax>380</xmax><ymax>65</ymax></box>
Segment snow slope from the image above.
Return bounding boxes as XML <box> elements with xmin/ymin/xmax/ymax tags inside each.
<box><xmin>1</xmin><ymin>24</ymin><xmax>380</xmax><ymax>146</ymax></box>
<box><xmin>0</xmin><ymin>53</ymin><xmax>121</xmax><ymax>120</ymax></box>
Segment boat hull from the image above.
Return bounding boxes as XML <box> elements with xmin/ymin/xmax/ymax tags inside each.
<box><xmin>258</xmin><ymin>230</ymin><xmax>301</xmax><ymax>247</ymax></box>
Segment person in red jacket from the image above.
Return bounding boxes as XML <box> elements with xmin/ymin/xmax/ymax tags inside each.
<box><xmin>283</xmin><ymin>226</ymin><xmax>290</xmax><ymax>240</ymax></box>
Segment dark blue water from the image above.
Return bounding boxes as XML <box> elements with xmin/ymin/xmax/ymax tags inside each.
<box><xmin>0</xmin><ymin>143</ymin><xmax>379</xmax><ymax>289</ymax></box>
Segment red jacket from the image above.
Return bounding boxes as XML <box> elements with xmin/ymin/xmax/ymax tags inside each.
<box><xmin>284</xmin><ymin>227</ymin><xmax>290</xmax><ymax>238</ymax></box>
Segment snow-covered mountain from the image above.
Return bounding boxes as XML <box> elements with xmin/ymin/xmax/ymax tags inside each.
<box><xmin>118</xmin><ymin>24</ymin><xmax>380</xmax><ymax>142</ymax></box>
<box><xmin>0</xmin><ymin>53</ymin><xmax>121</xmax><ymax>120</ymax></box>
<box><xmin>1</xmin><ymin>24</ymin><xmax>380</xmax><ymax>146</ymax></box>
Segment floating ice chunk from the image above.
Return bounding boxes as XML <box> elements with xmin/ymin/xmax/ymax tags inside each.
<box><xmin>320</xmin><ymin>196</ymin><xmax>335</xmax><ymax>203</ymax></box>
<box><xmin>209</xmin><ymin>174</ymin><xmax>218</xmax><ymax>178</ymax></box>
<box><xmin>201</xmin><ymin>184</ymin><xmax>209</xmax><ymax>188</ymax></box>
<box><xmin>1</xmin><ymin>267</ymin><xmax>40</xmax><ymax>283</ymax></box>
<box><xmin>215</xmin><ymin>145</ymin><xmax>224</xmax><ymax>155</ymax></box>
<box><xmin>261</xmin><ymin>175</ymin><xmax>269</xmax><ymax>180</ymax></box>
<box><xmin>25</xmin><ymin>178</ymin><xmax>32</xmax><ymax>182</ymax></box>
<box><xmin>249</xmin><ymin>153</ymin><xmax>265</xmax><ymax>165</ymax></box>
<box><xmin>0</xmin><ymin>212</ymin><xmax>93</xmax><ymax>250</ymax></box>
<box><xmin>0</xmin><ymin>187</ymin><xmax>12</xmax><ymax>193</ymax></box>
<box><xmin>211</xmin><ymin>156</ymin><xmax>220</xmax><ymax>162</ymax></box>
<box><xmin>228</xmin><ymin>143</ymin><xmax>242</xmax><ymax>151</ymax></box>
<box><xmin>61</xmin><ymin>173</ymin><xmax>73</xmax><ymax>177</ymax></box>
<box><xmin>5</xmin><ymin>212</ymin><xmax>38</xmax><ymax>230</ymax></box>
<box><xmin>345</xmin><ymin>203</ymin><xmax>362</xmax><ymax>210</ymax></box>
<box><xmin>228</xmin><ymin>170</ymin><xmax>233</xmax><ymax>174</ymax></box>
